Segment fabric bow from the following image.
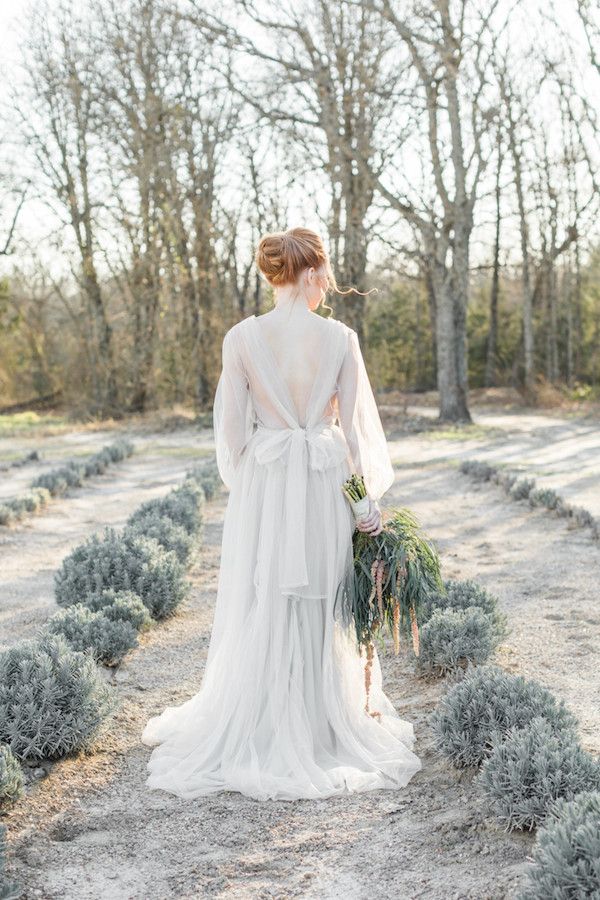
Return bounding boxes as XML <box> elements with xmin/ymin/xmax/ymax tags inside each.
<box><xmin>253</xmin><ymin>420</ymin><xmax>349</xmax><ymax>592</ymax></box>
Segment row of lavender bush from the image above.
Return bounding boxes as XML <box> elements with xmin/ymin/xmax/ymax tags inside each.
<box><xmin>0</xmin><ymin>455</ymin><xmax>221</xmax><ymax>897</ymax></box>
<box><xmin>459</xmin><ymin>458</ymin><xmax>600</xmax><ymax>540</ymax></box>
<box><xmin>423</xmin><ymin>537</ymin><xmax>600</xmax><ymax>896</ymax></box>
<box><xmin>0</xmin><ymin>437</ymin><xmax>135</xmax><ymax>526</ymax></box>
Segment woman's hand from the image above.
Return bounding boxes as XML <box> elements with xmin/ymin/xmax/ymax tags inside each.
<box><xmin>355</xmin><ymin>498</ymin><xmax>383</xmax><ymax>536</ymax></box>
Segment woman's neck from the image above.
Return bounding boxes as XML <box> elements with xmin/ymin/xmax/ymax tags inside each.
<box><xmin>272</xmin><ymin>291</ymin><xmax>313</xmax><ymax>316</ymax></box>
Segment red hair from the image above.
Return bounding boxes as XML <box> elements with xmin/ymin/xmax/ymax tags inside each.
<box><xmin>255</xmin><ymin>227</ymin><xmax>374</xmax><ymax>300</ymax></box>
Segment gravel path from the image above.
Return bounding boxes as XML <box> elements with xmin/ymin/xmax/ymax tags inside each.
<box><xmin>388</xmin><ymin>404</ymin><xmax>600</xmax><ymax>516</ymax></box>
<box><xmin>2</xmin><ymin>407</ymin><xmax>599</xmax><ymax>899</ymax></box>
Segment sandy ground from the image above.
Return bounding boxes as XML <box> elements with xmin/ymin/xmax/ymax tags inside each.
<box><xmin>1</xmin><ymin>402</ymin><xmax>599</xmax><ymax>899</ymax></box>
<box><xmin>386</xmin><ymin>403</ymin><xmax>600</xmax><ymax>516</ymax></box>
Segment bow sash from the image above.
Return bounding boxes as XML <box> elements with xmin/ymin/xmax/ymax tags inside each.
<box><xmin>253</xmin><ymin>419</ymin><xmax>349</xmax><ymax>592</ymax></box>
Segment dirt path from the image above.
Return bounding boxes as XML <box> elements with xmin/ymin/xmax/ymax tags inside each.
<box><xmin>388</xmin><ymin>404</ymin><xmax>600</xmax><ymax>516</ymax></box>
<box><xmin>5</xmin><ymin>487</ymin><xmax>531</xmax><ymax>900</ymax></box>
<box><xmin>3</xmin><ymin>408</ymin><xmax>600</xmax><ymax>899</ymax></box>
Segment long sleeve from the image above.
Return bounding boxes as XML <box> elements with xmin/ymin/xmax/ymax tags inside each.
<box><xmin>336</xmin><ymin>327</ymin><xmax>395</xmax><ymax>501</ymax></box>
<box><xmin>212</xmin><ymin>328</ymin><xmax>254</xmax><ymax>489</ymax></box>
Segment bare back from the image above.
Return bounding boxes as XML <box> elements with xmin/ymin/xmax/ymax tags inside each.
<box><xmin>237</xmin><ymin>311</ymin><xmax>349</xmax><ymax>430</ymax></box>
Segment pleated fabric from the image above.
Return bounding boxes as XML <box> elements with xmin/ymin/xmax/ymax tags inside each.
<box><xmin>141</xmin><ymin>313</ymin><xmax>422</xmax><ymax>801</ymax></box>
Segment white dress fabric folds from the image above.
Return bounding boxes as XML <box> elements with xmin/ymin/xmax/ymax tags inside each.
<box><xmin>141</xmin><ymin>313</ymin><xmax>422</xmax><ymax>801</ymax></box>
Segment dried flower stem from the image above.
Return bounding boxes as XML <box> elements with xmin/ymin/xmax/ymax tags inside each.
<box><xmin>409</xmin><ymin>605</ymin><xmax>420</xmax><ymax>656</ymax></box>
<box><xmin>368</xmin><ymin>559</ymin><xmax>378</xmax><ymax>608</ymax></box>
<box><xmin>375</xmin><ymin>559</ymin><xmax>384</xmax><ymax>620</ymax></box>
<box><xmin>363</xmin><ymin>641</ymin><xmax>381</xmax><ymax>719</ymax></box>
<box><xmin>364</xmin><ymin>641</ymin><xmax>373</xmax><ymax>712</ymax></box>
<box><xmin>392</xmin><ymin>599</ymin><xmax>400</xmax><ymax>655</ymax></box>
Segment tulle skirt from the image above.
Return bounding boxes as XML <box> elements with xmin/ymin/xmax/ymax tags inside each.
<box><xmin>141</xmin><ymin>429</ymin><xmax>422</xmax><ymax>801</ymax></box>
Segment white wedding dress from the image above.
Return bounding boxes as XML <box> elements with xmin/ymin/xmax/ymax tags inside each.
<box><xmin>141</xmin><ymin>311</ymin><xmax>422</xmax><ymax>801</ymax></box>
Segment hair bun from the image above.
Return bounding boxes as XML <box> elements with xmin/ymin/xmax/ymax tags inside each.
<box><xmin>255</xmin><ymin>228</ymin><xmax>325</xmax><ymax>288</ymax></box>
<box><xmin>255</xmin><ymin>232</ymin><xmax>288</xmax><ymax>286</ymax></box>
<box><xmin>254</xmin><ymin>226</ymin><xmax>368</xmax><ymax>300</ymax></box>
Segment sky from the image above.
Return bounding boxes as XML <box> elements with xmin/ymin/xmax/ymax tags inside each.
<box><xmin>0</xmin><ymin>0</ymin><xmax>32</xmax><ymax>66</ymax></box>
<box><xmin>0</xmin><ymin>0</ymin><xmax>51</xmax><ymax>269</ymax></box>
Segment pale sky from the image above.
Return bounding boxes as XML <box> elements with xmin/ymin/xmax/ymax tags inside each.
<box><xmin>0</xmin><ymin>0</ymin><xmax>32</xmax><ymax>66</ymax></box>
<box><xmin>0</xmin><ymin>0</ymin><xmax>597</xmax><ymax>283</ymax></box>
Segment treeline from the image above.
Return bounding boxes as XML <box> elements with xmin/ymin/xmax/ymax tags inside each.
<box><xmin>367</xmin><ymin>249</ymin><xmax>600</xmax><ymax>395</ymax></box>
<box><xmin>1</xmin><ymin>0</ymin><xmax>599</xmax><ymax>420</ymax></box>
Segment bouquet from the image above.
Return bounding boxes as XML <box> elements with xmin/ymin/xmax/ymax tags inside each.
<box><xmin>338</xmin><ymin>476</ymin><xmax>443</xmax><ymax>716</ymax></box>
<box><xmin>341</xmin><ymin>473</ymin><xmax>372</xmax><ymax>523</ymax></box>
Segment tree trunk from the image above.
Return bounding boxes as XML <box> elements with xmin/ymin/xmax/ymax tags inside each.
<box><xmin>508</xmin><ymin>119</ymin><xmax>534</xmax><ymax>395</ymax></box>
<box><xmin>429</xmin><ymin>237</ymin><xmax>471</xmax><ymax>422</ymax></box>
<box><xmin>485</xmin><ymin>140</ymin><xmax>503</xmax><ymax>387</ymax></box>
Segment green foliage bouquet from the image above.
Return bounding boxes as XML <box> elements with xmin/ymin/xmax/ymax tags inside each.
<box><xmin>337</xmin><ymin>476</ymin><xmax>443</xmax><ymax>713</ymax></box>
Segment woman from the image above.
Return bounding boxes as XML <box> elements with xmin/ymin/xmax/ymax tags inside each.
<box><xmin>141</xmin><ymin>227</ymin><xmax>422</xmax><ymax>801</ymax></box>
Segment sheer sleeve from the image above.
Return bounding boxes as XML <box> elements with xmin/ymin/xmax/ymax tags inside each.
<box><xmin>212</xmin><ymin>327</ymin><xmax>255</xmax><ymax>489</ymax></box>
<box><xmin>336</xmin><ymin>327</ymin><xmax>395</xmax><ymax>501</ymax></box>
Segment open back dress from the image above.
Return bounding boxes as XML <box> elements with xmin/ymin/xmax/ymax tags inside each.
<box><xmin>141</xmin><ymin>311</ymin><xmax>422</xmax><ymax>801</ymax></box>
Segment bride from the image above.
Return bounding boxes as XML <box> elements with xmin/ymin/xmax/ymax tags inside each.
<box><xmin>141</xmin><ymin>227</ymin><xmax>422</xmax><ymax>801</ymax></box>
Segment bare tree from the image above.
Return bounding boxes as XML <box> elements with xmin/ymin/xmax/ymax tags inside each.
<box><xmin>91</xmin><ymin>0</ymin><xmax>240</xmax><ymax>408</ymax></box>
<box><xmin>484</xmin><ymin>122</ymin><xmax>503</xmax><ymax>387</ymax></box>
<box><xmin>500</xmin><ymin>72</ymin><xmax>535</xmax><ymax>394</ymax></box>
<box><xmin>188</xmin><ymin>0</ymin><xmax>408</xmax><ymax>342</ymax></box>
<box><xmin>0</xmin><ymin>182</ymin><xmax>27</xmax><ymax>257</ymax></box>
<box><xmin>578</xmin><ymin>1</ymin><xmax>600</xmax><ymax>76</ymax></box>
<box><xmin>15</xmin><ymin>3</ymin><xmax>119</xmax><ymax>414</ymax></box>
<box><xmin>357</xmin><ymin>0</ymin><xmax>502</xmax><ymax>421</ymax></box>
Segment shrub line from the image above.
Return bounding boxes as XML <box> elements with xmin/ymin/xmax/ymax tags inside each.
<box><xmin>0</xmin><ymin>454</ymin><xmax>222</xmax><ymax>896</ymax></box>
<box><xmin>0</xmin><ymin>437</ymin><xmax>136</xmax><ymax>527</ymax></box>
<box><xmin>459</xmin><ymin>458</ymin><xmax>600</xmax><ymax>541</ymax></box>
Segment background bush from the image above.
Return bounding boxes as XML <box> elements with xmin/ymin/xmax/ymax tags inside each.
<box><xmin>0</xmin><ymin>439</ymin><xmax>134</xmax><ymax>527</ymax></box>
<box><xmin>83</xmin><ymin>438</ymin><xmax>134</xmax><ymax>477</ymax></box>
<box><xmin>186</xmin><ymin>460</ymin><xmax>222</xmax><ymax>501</ymax></box>
<box><xmin>45</xmin><ymin>606</ymin><xmax>139</xmax><ymax>666</ymax></box>
<box><xmin>493</xmin><ymin>470</ymin><xmax>518</xmax><ymax>492</ymax></box>
<box><xmin>421</xmin><ymin>578</ymin><xmax>484</xmax><ymax>620</ymax></box>
<box><xmin>421</xmin><ymin>578</ymin><xmax>508</xmax><ymax>637</ymax></box>
<box><xmin>430</xmin><ymin>664</ymin><xmax>579</xmax><ymax>768</ymax></box>
<box><xmin>459</xmin><ymin>460</ymin><xmax>495</xmax><ymax>481</ymax></box>
<box><xmin>528</xmin><ymin>487</ymin><xmax>560</xmax><ymax>510</ymax></box>
<box><xmin>0</xmin><ymin>633</ymin><xmax>115</xmax><ymax>761</ymax></box>
<box><xmin>32</xmin><ymin>461</ymin><xmax>85</xmax><ymax>495</ymax></box>
<box><xmin>477</xmin><ymin>716</ymin><xmax>600</xmax><ymax>831</ymax></box>
<box><xmin>415</xmin><ymin>578</ymin><xmax>509</xmax><ymax>676</ymax></box>
<box><xmin>126</xmin><ymin>480</ymin><xmax>204</xmax><ymax>537</ymax></box>
<box><xmin>84</xmin><ymin>589</ymin><xmax>152</xmax><ymax>632</ymax></box>
<box><xmin>516</xmin><ymin>790</ymin><xmax>600</xmax><ymax>899</ymax></box>
<box><xmin>416</xmin><ymin>607</ymin><xmax>500</xmax><ymax>676</ymax></box>
<box><xmin>54</xmin><ymin>527</ymin><xmax>189</xmax><ymax>620</ymax></box>
<box><xmin>124</xmin><ymin>511</ymin><xmax>195</xmax><ymax>566</ymax></box>
<box><xmin>509</xmin><ymin>477</ymin><xmax>535</xmax><ymax>501</ymax></box>
<box><xmin>460</xmin><ymin>457</ymin><xmax>600</xmax><ymax>539</ymax></box>
<box><xmin>0</xmin><ymin>746</ymin><xmax>23</xmax><ymax>807</ymax></box>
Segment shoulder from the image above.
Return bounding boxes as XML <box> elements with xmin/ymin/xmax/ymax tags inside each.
<box><xmin>223</xmin><ymin>315</ymin><xmax>254</xmax><ymax>343</ymax></box>
<box><xmin>327</xmin><ymin>319</ymin><xmax>359</xmax><ymax>355</ymax></box>
<box><xmin>323</xmin><ymin>317</ymin><xmax>357</xmax><ymax>342</ymax></box>
<box><xmin>228</xmin><ymin>314</ymin><xmax>254</xmax><ymax>335</ymax></box>
<box><xmin>221</xmin><ymin>317</ymin><xmax>253</xmax><ymax>369</ymax></box>
<box><xmin>325</xmin><ymin>316</ymin><xmax>350</xmax><ymax>332</ymax></box>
